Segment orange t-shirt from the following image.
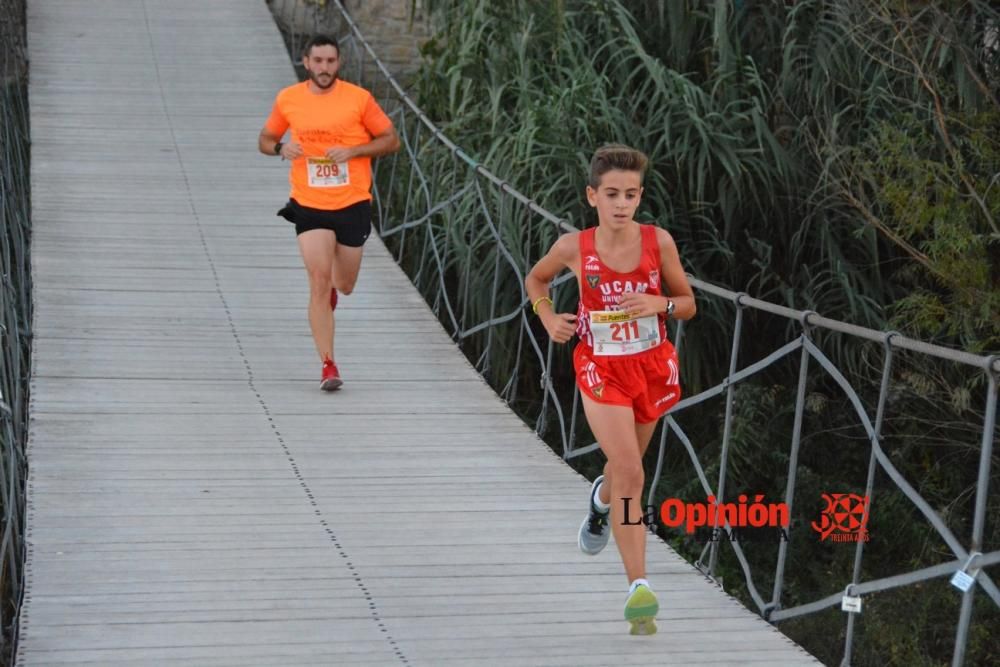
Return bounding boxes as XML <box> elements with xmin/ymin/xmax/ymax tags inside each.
<box><xmin>264</xmin><ymin>79</ymin><xmax>393</xmax><ymax>210</ymax></box>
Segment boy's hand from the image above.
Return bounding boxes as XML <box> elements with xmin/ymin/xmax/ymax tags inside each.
<box><xmin>619</xmin><ymin>292</ymin><xmax>667</xmax><ymax>318</ymax></box>
<box><xmin>541</xmin><ymin>312</ymin><xmax>577</xmax><ymax>344</ymax></box>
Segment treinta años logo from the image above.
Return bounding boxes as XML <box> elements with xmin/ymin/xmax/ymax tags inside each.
<box><xmin>811</xmin><ymin>493</ymin><xmax>871</xmax><ymax>543</ymax></box>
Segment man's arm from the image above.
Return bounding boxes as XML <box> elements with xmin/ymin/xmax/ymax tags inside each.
<box><xmin>258</xmin><ymin>127</ymin><xmax>282</xmax><ymax>156</ymax></box>
<box><xmin>356</xmin><ymin>126</ymin><xmax>401</xmax><ymax>158</ymax></box>
<box><xmin>325</xmin><ymin>126</ymin><xmax>400</xmax><ymax>163</ymax></box>
<box><xmin>258</xmin><ymin>127</ymin><xmax>304</xmax><ymax>160</ymax></box>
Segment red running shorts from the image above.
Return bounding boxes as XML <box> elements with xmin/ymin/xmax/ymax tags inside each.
<box><xmin>573</xmin><ymin>340</ymin><xmax>681</xmax><ymax>424</ymax></box>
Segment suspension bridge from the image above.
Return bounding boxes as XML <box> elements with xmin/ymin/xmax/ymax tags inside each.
<box><xmin>12</xmin><ymin>1</ymin><xmax>997</xmax><ymax>665</ymax></box>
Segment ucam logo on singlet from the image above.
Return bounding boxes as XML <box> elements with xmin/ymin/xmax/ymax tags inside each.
<box><xmin>599</xmin><ymin>280</ymin><xmax>649</xmax><ymax>295</ymax></box>
<box><xmin>595</xmin><ymin>280</ymin><xmax>650</xmax><ymax>307</ymax></box>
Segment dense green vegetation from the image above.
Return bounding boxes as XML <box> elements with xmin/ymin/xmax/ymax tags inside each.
<box><xmin>373</xmin><ymin>1</ymin><xmax>1000</xmax><ymax>664</ymax></box>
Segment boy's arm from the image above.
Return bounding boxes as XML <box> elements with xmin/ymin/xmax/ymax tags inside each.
<box><xmin>525</xmin><ymin>233</ymin><xmax>578</xmax><ymax>343</ymax></box>
<box><xmin>656</xmin><ymin>228</ymin><xmax>696</xmax><ymax>320</ymax></box>
<box><xmin>619</xmin><ymin>227</ymin><xmax>696</xmax><ymax>320</ymax></box>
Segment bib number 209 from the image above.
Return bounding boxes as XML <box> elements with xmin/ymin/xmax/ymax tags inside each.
<box><xmin>315</xmin><ymin>163</ymin><xmax>340</xmax><ymax>178</ymax></box>
<box><xmin>307</xmin><ymin>157</ymin><xmax>349</xmax><ymax>188</ymax></box>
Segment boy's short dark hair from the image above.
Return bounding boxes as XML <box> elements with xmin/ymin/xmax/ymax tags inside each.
<box><xmin>588</xmin><ymin>144</ymin><xmax>648</xmax><ymax>188</ymax></box>
<box><xmin>304</xmin><ymin>34</ymin><xmax>339</xmax><ymax>57</ymax></box>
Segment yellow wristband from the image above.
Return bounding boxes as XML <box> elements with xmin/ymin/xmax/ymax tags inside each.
<box><xmin>531</xmin><ymin>296</ymin><xmax>554</xmax><ymax>315</ymax></box>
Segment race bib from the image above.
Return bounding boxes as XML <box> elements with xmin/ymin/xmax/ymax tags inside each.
<box><xmin>307</xmin><ymin>157</ymin><xmax>349</xmax><ymax>188</ymax></box>
<box><xmin>589</xmin><ymin>310</ymin><xmax>661</xmax><ymax>356</ymax></box>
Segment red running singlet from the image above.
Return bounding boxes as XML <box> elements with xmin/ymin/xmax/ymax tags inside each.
<box><xmin>575</xmin><ymin>224</ymin><xmax>668</xmax><ymax>347</ymax></box>
<box><xmin>572</xmin><ymin>224</ymin><xmax>681</xmax><ymax>423</ymax></box>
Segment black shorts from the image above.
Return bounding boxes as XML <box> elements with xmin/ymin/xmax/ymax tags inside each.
<box><xmin>277</xmin><ymin>198</ymin><xmax>373</xmax><ymax>248</ymax></box>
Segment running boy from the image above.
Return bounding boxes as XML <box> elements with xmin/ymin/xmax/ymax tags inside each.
<box><xmin>525</xmin><ymin>144</ymin><xmax>695</xmax><ymax>635</ymax></box>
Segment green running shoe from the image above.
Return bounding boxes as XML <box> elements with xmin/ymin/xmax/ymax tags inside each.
<box><xmin>624</xmin><ymin>584</ymin><xmax>659</xmax><ymax>636</ymax></box>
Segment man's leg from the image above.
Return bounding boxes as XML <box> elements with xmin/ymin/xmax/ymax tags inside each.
<box><xmin>581</xmin><ymin>395</ymin><xmax>646</xmax><ymax>583</ymax></box>
<box><xmin>332</xmin><ymin>242</ymin><xmax>365</xmax><ymax>296</ymax></box>
<box><xmin>297</xmin><ymin>229</ymin><xmax>337</xmax><ymax>361</ymax></box>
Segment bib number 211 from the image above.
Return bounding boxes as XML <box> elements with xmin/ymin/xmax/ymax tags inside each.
<box><xmin>610</xmin><ymin>321</ymin><xmax>640</xmax><ymax>341</ymax></box>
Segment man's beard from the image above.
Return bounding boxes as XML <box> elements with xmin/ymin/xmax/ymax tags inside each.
<box><xmin>309</xmin><ymin>71</ymin><xmax>337</xmax><ymax>89</ymax></box>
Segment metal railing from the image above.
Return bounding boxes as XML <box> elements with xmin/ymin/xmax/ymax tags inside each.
<box><xmin>266</xmin><ymin>2</ymin><xmax>999</xmax><ymax>664</ymax></box>
<box><xmin>0</xmin><ymin>0</ymin><xmax>31</xmax><ymax>663</ymax></box>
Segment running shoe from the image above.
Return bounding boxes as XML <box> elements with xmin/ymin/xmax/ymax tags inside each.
<box><xmin>330</xmin><ymin>288</ymin><xmax>338</xmax><ymax>311</ymax></box>
<box><xmin>578</xmin><ymin>475</ymin><xmax>610</xmax><ymax>555</ymax></box>
<box><xmin>624</xmin><ymin>584</ymin><xmax>659</xmax><ymax>636</ymax></box>
<box><xmin>320</xmin><ymin>359</ymin><xmax>342</xmax><ymax>391</ymax></box>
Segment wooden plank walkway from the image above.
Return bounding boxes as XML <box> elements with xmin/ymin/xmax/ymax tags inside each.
<box><xmin>18</xmin><ymin>0</ymin><xmax>821</xmax><ymax>664</ymax></box>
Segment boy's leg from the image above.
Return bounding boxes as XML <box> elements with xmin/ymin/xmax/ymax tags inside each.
<box><xmin>601</xmin><ymin>342</ymin><xmax>679</xmax><ymax>503</ymax></box>
<box><xmin>580</xmin><ymin>394</ymin><xmax>646</xmax><ymax>583</ymax></box>
<box><xmin>598</xmin><ymin>420</ymin><xmax>658</xmax><ymax>506</ymax></box>
<box><xmin>636</xmin><ymin>421</ymin><xmax>658</xmax><ymax>457</ymax></box>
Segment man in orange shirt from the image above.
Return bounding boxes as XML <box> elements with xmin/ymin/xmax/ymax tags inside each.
<box><xmin>258</xmin><ymin>34</ymin><xmax>400</xmax><ymax>391</ymax></box>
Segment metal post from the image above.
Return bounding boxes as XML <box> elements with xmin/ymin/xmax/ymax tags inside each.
<box><xmin>651</xmin><ymin>319</ymin><xmax>686</xmax><ymax>501</ymax></box>
<box><xmin>566</xmin><ymin>387</ymin><xmax>581</xmax><ymax>459</ymax></box>
<box><xmin>481</xmin><ymin>249</ymin><xmax>502</xmax><ymax>377</ymax></box>
<box><xmin>770</xmin><ymin>314</ymin><xmax>814</xmax><ymax>611</ymax></box>
<box><xmin>2</xmin><ymin>418</ymin><xmax>16</xmax><ymax>607</ymax></box>
<box><xmin>378</xmin><ymin>122</ymin><xmax>402</xmax><ymax>237</ymax></box>
<box><xmin>646</xmin><ymin>424</ymin><xmax>670</xmax><ymax>525</ymax></box>
<box><xmin>951</xmin><ymin>366</ymin><xmax>998</xmax><ymax>666</ymax></box>
<box><xmin>459</xmin><ymin>175</ymin><xmax>480</xmax><ymax>331</ymax></box>
<box><xmin>354</xmin><ymin>37</ymin><xmax>364</xmax><ymax>85</ymax></box>
<box><xmin>506</xmin><ymin>312</ymin><xmax>525</xmax><ymax>405</ymax></box>
<box><xmin>674</xmin><ymin>318</ymin><xmax>686</xmax><ymax>358</ymax></box>
<box><xmin>708</xmin><ymin>299</ymin><xmax>745</xmax><ymax>577</ymax></box>
<box><xmin>841</xmin><ymin>334</ymin><xmax>896</xmax><ymax>666</ymax></box>
<box><xmin>536</xmin><ymin>286</ymin><xmax>558</xmax><ymax>439</ymax></box>
<box><xmin>396</xmin><ymin>121</ymin><xmax>419</xmax><ymax>264</ymax></box>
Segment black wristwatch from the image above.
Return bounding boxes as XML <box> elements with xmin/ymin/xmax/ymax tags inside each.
<box><xmin>664</xmin><ymin>299</ymin><xmax>676</xmax><ymax>318</ymax></box>
<box><xmin>274</xmin><ymin>141</ymin><xmax>283</xmax><ymax>156</ymax></box>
